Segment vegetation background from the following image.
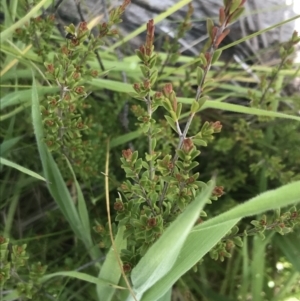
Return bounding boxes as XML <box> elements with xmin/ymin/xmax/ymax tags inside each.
<box><xmin>1</xmin><ymin>0</ymin><xmax>300</xmax><ymax>300</ymax></box>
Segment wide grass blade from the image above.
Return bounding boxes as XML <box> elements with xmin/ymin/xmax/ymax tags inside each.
<box><xmin>31</xmin><ymin>74</ymin><xmax>100</xmax><ymax>261</ymax></box>
<box><xmin>90</xmin><ymin>78</ymin><xmax>300</xmax><ymax>121</ymax></box>
<box><xmin>129</xmin><ymin>180</ymin><xmax>215</xmax><ymax>300</ymax></box>
<box><xmin>139</xmin><ymin>181</ymin><xmax>300</xmax><ymax>301</ymax></box>
<box><xmin>250</xmin><ymin>234</ymin><xmax>273</xmax><ymax>301</ymax></box>
<box><xmin>97</xmin><ymin>226</ymin><xmax>127</xmax><ymax>301</ymax></box>
<box><xmin>140</xmin><ymin>219</ymin><xmax>239</xmax><ymax>301</ymax></box>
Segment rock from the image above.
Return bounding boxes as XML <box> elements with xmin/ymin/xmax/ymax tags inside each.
<box><xmin>55</xmin><ymin>0</ymin><xmax>297</xmax><ymax>58</ymax></box>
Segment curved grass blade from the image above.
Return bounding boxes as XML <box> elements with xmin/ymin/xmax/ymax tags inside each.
<box><xmin>31</xmin><ymin>73</ymin><xmax>101</xmax><ymax>262</ymax></box>
<box><xmin>140</xmin><ymin>180</ymin><xmax>300</xmax><ymax>301</ymax></box>
<box><xmin>129</xmin><ymin>180</ymin><xmax>215</xmax><ymax>300</ymax></box>
<box><xmin>97</xmin><ymin>226</ymin><xmax>127</xmax><ymax>301</ymax></box>
<box><xmin>0</xmin><ymin>157</ymin><xmax>47</xmax><ymax>182</ymax></box>
<box><xmin>40</xmin><ymin>271</ymin><xmax>126</xmax><ymax>289</ymax></box>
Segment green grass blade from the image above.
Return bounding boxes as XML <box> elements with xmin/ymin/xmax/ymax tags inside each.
<box><xmin>97</xmin><ymin>226</ymin><xmax>127</xmax><ymax>301</ymax></box>
<box><xmin>220</xmin><ymin>14</ymin><xmax>300</xmax><ymax>51</ymax></box>
<box><xmin>65</xmin><ymin>157</ymin><xmax>91</xmax><ymax>235</ymax></box>
<box><xmin>31</xmin><ymin>73</ymin><xmax>100</xmax><ymax>261</ymax></box>
<box><xmin>1</xmin><ymin>87</ymin><xmax>59</xmax><ymax>109</ymax></box>
<box><xmin>275</xmin><ymin>233</ymin><xmax>300</xmax><ymax>272</ymax></box>
<box><xmin>194</xmin><ymin>181</ymin><xmax>300</xmax><ymax>229</ymax></box>
<box><xmin>110</xmin><ymin>130</ymin><xmax>143</xmax><ymax>148</ymax></box>
<box><xmin>70</xmin><ymin>76</ymin><xmax>300</xmax><ymax>121</ymax></box>
<box><xmin>1</xmin><ymin>291</ymin><xmax>19</xmax><ymax>301</ymax></box>
<box><xmin>0</xmin><ymin>136</ymin><xmax>23</xmax><ymax>156</ymax></box>
<box><xmin>0</xmin><ymin>104</ymin><xmax>32</xmax><ymax>121</ymax></box>
<box><xmin>91</xmin><ymin>78</ymin><xmax>134</xmax><ymax>93</ymax></box>
<box><xmin>157</xmin><ymin>288</ymin><xmax>172</xmax><ymax>301</ymax></box>
<box><xmin>140</xmin><ymin>181</ymin><xmax>300</xmax><ymax>301</ymax></box>
<box><xmin>3</xmin><ymin>178</ymin><xmax>22</xmax><ymax>236</ymax></box>
<box><xmin>0</xmin><ymin>0</ymin><xmax>52</xmax><ymax>43</ymax></box>
<box><xmin>251</xmin><ymin>234</ymin><xmax>273</xmax><ymax>301</ymax></box>
<box><xmin>0</xmin><ymin>157</ymin><xmax>47</xmax><ymax>182</ymax></box>
<box><xmin>239</xmin><ymin>236</ymin><xmax>249</xmax><ymax>300</ymax></box>
<box><xmin>140</xmin><ymin>219</ymin><xmax>239</xmax><ymax>301</ymax></box>
<box><xmin>178</xmin><ymin>98</ymin><xmax>300</xmax><ymax>121</ymax></box>
<box><xmin>40</xmin><ymin>271</ymin><xmax>126</xmax><ymax>289</ymax></box>
<box><xmin>129</xmin><ymin>180</ymin><xmax>215</xmax><ymax>300</ymax></box>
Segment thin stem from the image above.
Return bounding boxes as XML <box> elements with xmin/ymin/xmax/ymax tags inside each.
<box><xmin>104</xmin><ymin>143</ymin><xmax>137</xmax><ymax>301</ymax></box>
<box><xmin>158</xmin><ymin>16</ymin><xmax>230</xmax><ymax>210</ymax></box>
<box><xmin>146</xmin><ymin>94</ymin><xmax>154</xmax><ymax>181</ymax></box>
<box><xmin>135</xmin><ymin>175</ymin><xmax>157</xmax><ymax>216</ymax></box>
<box><xmin>259</xmin><ymin>58</ymin><xmax>285</xmax><ymax>105</ymax></box>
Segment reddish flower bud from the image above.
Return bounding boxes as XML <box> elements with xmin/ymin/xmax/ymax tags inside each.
<box><xmin>122</xmin><ymin>149</ymin><xmax>133</xmax><ymax>161</ymax></box>
<box><xmin>64</xmin><ymin>93</ymin><xmax>71</xmax><ymax>101</ymax></box>
<box><xmin>90</xmin><ymin>70</ymin><xmax>98</xmax><ymax>77</ymax></box>
<box><xmin>147</xmin><ymin>217</ymin><xmax>157</xmax><ymax>227</ymax></box>
<box><xmin>219</xmin><ymin>7</ymin><xmax>226</xmax><ymax>25</ymax></box>
<box><xmin>114</xmin><ymin>201</ymin><xmax>124</xmax><ymax>211</ymax></box>
<box><xmin>76</xmin><ymin>122</ymin><xmax>84</xmax><ymax>129</ymax></box>
<box><xmin>145</xmin><ymin>19</ymin><xmax>155</xmax><ymax>56</ymax></box>
<box><xmin>48</xmin><ymin>14</ymin><xmax>55</xmax><ymax>21</ymax></box>
<box><xmin>212</xmin><ymin>186</ymin><xmax>224</xmax><ymax>197</ymax></box>
<box><xmin>133</xmin><ymin>83</ymin><xmax>141</xmax><ymax>93</ymax></box>
<box><xmin>109</xmin><ymin>29</ymin><xmax>119</xmax><ymax>36</ymax></box>
<box><xmin>204</xmin><ymin>52</ymin><xmax>211</xmax><ymax>63</ymax></box>
<box><xmin>61</xmin><ymin>45</ymin><xmax>70</xmax><ymax>55</ymax></box>
<box><xmin>226</xmin><ymin>240</ymin><xmax>234</xmax><ymax>250</ymax></box>
<box><xmin>182</xmin><ymin>138</ymin><xmax>194</xmax><ymax>153</ymax></box>
<box><xmin>123</xmin><ymin>263</ymin><xmax>132</xmax><ymax>273</ymax></box>
<box><xmin>163</xmin><ymin>83</ymin><xmax>173</xmax><ymax>97</ymax></box>
<box><xmin>210</xmin><ymin>121</ymin><xmax>222</xmax><ymax>133</ymax></box>
<box><xmin>139</xmin><ymin>45</ymin><xmax>146</xmax><ymax>55</ymax></box>
<box><xmin>71</xmin><ymin>38</ymin><xmax>80</xmax><ymax>46</ymax></box>
<box><xmin>45</xmin><ymin>120</ymin><xmax>54</xmax><ymax>126</ymax></box>
<box><xmin>153</xmin><ymin>91</ymin><xmax>163</xmax><ymax>100</ymax></box>
<box><xmin>143</xmin><ymin>79</ymin><xmax>151</xmax><ymax>90</ymax></box>
<box><xmin>46</xmin><ymin>64</ymin><xmax>55</xmax><ymax>73</ymax></box>
<box><xmin>74</xmin><ymin>86</ymin><xmax>85</xmax><ymax>94</ymax></box>
<box><xmin>73</xmin><ymin>72</ymin><xmax>80</xmax><ymax>80</ymax></box>
<box><xmin>79</xmin><ymin>21</ymin><xmax>88</xmax><ymax>32</ymax></box>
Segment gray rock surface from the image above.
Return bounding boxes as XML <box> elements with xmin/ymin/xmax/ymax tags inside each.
<box><xmin>55</xmin><ymin>0</ymin><xmax>297</xmax><ymax>56</ymax></box>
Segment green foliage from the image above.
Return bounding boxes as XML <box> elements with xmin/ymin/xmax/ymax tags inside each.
<box><xmin>1</xmin><ymin>0</ymin><xmax>300</xmax><ymax>300</ymax></box>
<box><xmin>0</xmin><ymin>237</ymin><xmax>47</xmax><ymax>300</ymax></box>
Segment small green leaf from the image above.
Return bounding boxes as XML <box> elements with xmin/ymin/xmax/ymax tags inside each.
<box><xmin>212</xmin><ymin>49</ymin><xmax>222</xmax><ymax>64</ymax></box>
<box><xmin>196</xmin><ymin>67</ymin><xmax>204</xmax><ymax>85</ymax></box>
<box><xmin>164</xmin><ymin>115</ymin><xmax>178</xmax><ymax>133</ymax></box>
<box><xmin>191</xmin><ymin>100</ymin><xmax>200</xmax><ymax>113</ymax></box>
<box><xmin>206</xmin><ymin>18</ymin><xmax>214</xmax><ymax>39</ymax></box>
